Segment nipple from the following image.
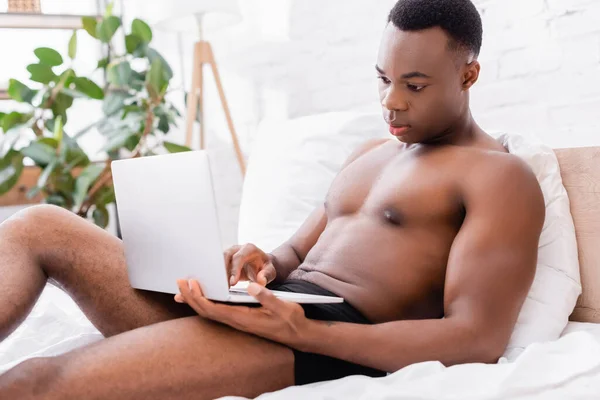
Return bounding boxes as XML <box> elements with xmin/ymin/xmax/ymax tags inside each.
<box><xmin>384</xmin><ymin>208</ymin><xmax>403</xmax><ymax>225</ymax></box>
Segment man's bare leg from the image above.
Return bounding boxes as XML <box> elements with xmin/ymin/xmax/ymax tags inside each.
<box><xmin>0</xmin><ymin>204</ymin><xmax>196</xmax><ymax>340</ymax></box>
<box><xmin>0</xmin><ymin>315</ymin><xmax>294</xmax><ymax>399</ymax></box>
<box><xmin>0</xmin><ymin>205</ymin><xmax>295</xmax><ymax>398</ymax></box>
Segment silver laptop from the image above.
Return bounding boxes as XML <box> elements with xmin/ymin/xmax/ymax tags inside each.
<box><xmin>111</xmin><ymin>150</ymin><xmax>343</xmax><ymax>304</ymax></box>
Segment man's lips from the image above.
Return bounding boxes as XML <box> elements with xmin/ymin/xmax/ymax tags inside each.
<box><xmin>389</xmin><ymin>125</ymin><xmax>410</xmax><ymax>136</ymax></box>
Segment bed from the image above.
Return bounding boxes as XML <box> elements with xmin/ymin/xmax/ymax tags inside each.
<box><xmin>1</xmin><ymin>115</ymin><xmax>599</xmax><ymax>399</ymax></box>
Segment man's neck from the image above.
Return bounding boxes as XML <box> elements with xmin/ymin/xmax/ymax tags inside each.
<box><xmin>424</xmin><ymin>111</ymin><xmax>482</xmax><ymax>147</ymax></box>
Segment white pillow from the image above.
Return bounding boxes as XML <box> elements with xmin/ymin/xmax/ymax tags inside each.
<box><xmin>238</xmin><ymin>114</ymin><xmax>581</xmax><ymax>361</ymax></box>
<box><xmin>238</xmin><ymin>112</ymin><xmax>388</xmax><ymax>252</ymax></box>
<box><xmin>494</xmin><ymin>132</ymin><xmax>581</xmax><ymax>360</ymax></box>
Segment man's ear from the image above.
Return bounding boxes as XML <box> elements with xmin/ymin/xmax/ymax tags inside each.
<box><xmin>462</xmin><ymin>60</ymin><xmax>480</xmax><ymax>90</ymax></box>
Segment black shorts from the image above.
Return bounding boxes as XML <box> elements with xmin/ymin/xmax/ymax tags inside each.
<box><xmin>266</xmin><ymin>279</ymin><xmax>387</xmax><ymax>385</ymax></box>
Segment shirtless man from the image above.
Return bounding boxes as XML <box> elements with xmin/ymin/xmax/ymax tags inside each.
<box><xmin>0</xmin><ymin>0</ymin><xmax>545</xmax><ymax>398</ymax></box>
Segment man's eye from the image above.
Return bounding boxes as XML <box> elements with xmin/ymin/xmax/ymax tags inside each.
<box><xmin>377</xmin><ymin>76</ymin><xmax>391</xmax><ymax>85</ymax></box>
<box><xmin>407</xmin><ymin>84</ymin><xmax>425</xmax><ymax>92</ymax></box>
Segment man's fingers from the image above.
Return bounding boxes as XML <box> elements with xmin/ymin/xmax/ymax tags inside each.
<box><xmin>230</xmin><ymin>245</ymin><xmax>260</xmax><ymax>285</ymax></box>
<box><xmin>224</xmin><ymin>245</ymin><xmax>241</xmax><ymax>275</ymax></box>
<box><xmin>177</xmin><ymin>279</ymin><xmax>189</xmax><ymax>297</ymax></box>
<box><xmin>247</xmin><ymin>283</ymin><xmax>286</xmax><ymax>314</ymax></box>
<box><xmin>177</xmin><ymin>279</ymin><xmax>210</xmax><ymax>316</ymax></box>
<box><xmin>230</xmin><ymin>251</ymin><xmax>252</xmax><ymax>286</ymax></box>
<box><xmin>256</xmin><ymin>264</ymin><xmax>276</xmax><ymax>286</ymax></box>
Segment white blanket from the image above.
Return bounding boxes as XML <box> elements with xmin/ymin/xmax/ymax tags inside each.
<box><xmin>2</xmin><ymin>284</ymin><xmax>600</xmax><ymax>399</ymax></box>
<box><xmin>225</xmin><ymin>329</ymin><xmax>600</xmax><ymax>400</ymax></box>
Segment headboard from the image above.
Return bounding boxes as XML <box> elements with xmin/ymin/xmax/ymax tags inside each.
<box><xmin>555</xmin><ymin>147</ymin><xmax>600</xmax><ymax>323</ymax></box>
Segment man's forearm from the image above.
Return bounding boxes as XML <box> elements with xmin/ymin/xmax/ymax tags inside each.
<box><xmin>268</xmin><ymin>243</ymin><xmax>302</xmax><ymax>283</ymax></box>
<box><xmin>298</xmin><ymin>317</ymin><xmax>502</xmax><ymax>373</ymax></box>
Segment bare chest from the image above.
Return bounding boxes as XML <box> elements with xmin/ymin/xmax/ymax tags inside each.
<box><xmin>324</xmin><ymin>146</ymin><xmax>464</xmax><ymax>227</ymax></box>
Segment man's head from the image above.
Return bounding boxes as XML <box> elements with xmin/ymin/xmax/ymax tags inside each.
<box><xmin>377</xmin><ymin>0</ymin><xmax>483</xmax><ymax>144</ymax></box>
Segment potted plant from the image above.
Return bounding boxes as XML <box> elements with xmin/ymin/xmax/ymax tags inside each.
<box><xmin>0</xmin><ymin>4</ymin><xmax>191</xmax><ymax>229</ymax></box>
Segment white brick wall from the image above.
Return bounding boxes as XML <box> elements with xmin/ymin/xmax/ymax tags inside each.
<box><xmin>1</xmin><ymin>0</ymin><xmax>597</xmax><ymax>246</ymax></box>
<box><xmin>130</xmin><ymin>0</ymin><xmax>600</xmax><ymax>245</ymax></box>
<box><xmin>472</xmin><ymin>0</ymin><xmax>600</xmax><ymax>148</ymax></box>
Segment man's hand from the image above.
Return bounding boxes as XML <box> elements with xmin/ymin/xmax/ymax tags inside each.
<box><xmin>224</xmin><ymin>243</ymin><xmax>276</xmax><ymax>287</ymax></box>
<box><xmin>175</xmin><ymin>279</ymin><xmax>309</xmax><ymax>349</ymax></box>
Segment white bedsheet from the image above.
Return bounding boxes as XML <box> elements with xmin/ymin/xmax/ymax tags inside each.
<box><xmin>224</xmin><ymin>330</ymin><xmax>600</xmax><ymax>400</ymax></box>
<box><xmin>2</xmin><ymin>284</ymin><xmax>600</xmax><ymax>400</ymax></box>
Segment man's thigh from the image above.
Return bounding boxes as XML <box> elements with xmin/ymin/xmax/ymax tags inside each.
<box><xmin>44</xmin><ymin>316</ymin><xmax>294</xmax><ymax>400</ymax></box>
<box><xmin>22</xmin><ymin>204</ymin><xmax>197</xmax><ymax>336</ymax></box>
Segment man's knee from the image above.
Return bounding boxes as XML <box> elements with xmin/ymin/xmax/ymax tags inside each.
<box><xmin>2</xmin><ymin>204</ymin><xmax>74</xmax><ymax>245</ymax></box>
<box><xmin>0</xmin><ymin>357</ymin><xmax>63</xmax><ymax>400</ymax></box>
<box><xmin>12</xmin><ymin>204</ymin><xmax>74</xmax><ymax>227</ymax></box>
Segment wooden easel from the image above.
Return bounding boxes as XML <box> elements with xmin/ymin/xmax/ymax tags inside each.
<box><xmin>185</xmin><ymin>40</ymin><xmax>246</xmax><ymax>176</ymax></box>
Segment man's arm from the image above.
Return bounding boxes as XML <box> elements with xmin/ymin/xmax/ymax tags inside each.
<box><xmin>269</xmin><ymin>138</ymin><xmax>389</xmax><ymax>282</ymax></box>
<box><xmin>297</xmin><ymin>155</ymin><xmax>545</xmax><ymax>372</ymax></box>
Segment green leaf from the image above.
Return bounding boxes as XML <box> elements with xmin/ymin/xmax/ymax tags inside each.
<box><xmin>93</xmin><ymin>206</ymin><xmax>109</xmax><ymax>228</ymax></box>
<box><xmin>146</xmin><ymin>48</ymin><xmax>173</xmax><ymax>80</ymax></box>
<box><xmin>95</xmin><ymin>184</ymin><xmax>115</xmax><ymax>206</ymax></box>
<box><xmin>157</xmin><ymin>115</ymin><xmax>169</xmax><ymax>133</ymax></box>
<box><xmin>130</xmin><ymin>70</ymin><xmax>146</xmax><ymax>91</ymax></box>
<box><xmin>154</xmin><ymin>104</ymin><xmax>175</xmax><ymax>134</ymax></box>
<box><xmin>97</xmin><ymin>57</ymin><xmax>109</xmax><ymax>70</ymax></box>
<box><xmin>96</xmin><ymin>16</ymin><xmax>121</xmax><ymax>43</ymax></box>
<box><xmin>51</xmin><ymin>93</ymin><xmax>74</xmax><ymax>122</ymax></box>
<box><xmin>132</xmin><ymin>19</ymin><xmax>152</xmax><ymax>43</ymax></box>
<box><xmin>121</xmin><ymin>104</ymin><xmax>143</xmax><ymax>119</ymax></box>
<box><xmin>45</xmin><ymin>193</ymin><xmax>67</xmax><ymax>207</ymax></box>
<box><xmin>0</xmin><ymin>112</ymin><xmax>4</xmax><ymax>127</ymax></box>
<box><xmin>52</xmin><ymin>170</ymin><xmax>76</xmax><ymax>197</ymax></box>
<box><xmin>74</xmin><ymin>164</ymin><xmax>105</xmax><ymax>209</ymax></box>
<box><xmin>132</xmin><ymin>43</ymin><xmax>149</xmax><ymax>58</ymax></box>
<box><xmin>0</xmin><ymin>129</ymin><xmax>21</xmax><ymax>159</ymax></box>
<box><xmin>37</xmin><ymin>158</ymin><xmax>58</xmax><ymax>189</ymax></box>
<box><xmin>44</xmin><ymin>118</ymin><xmax>56</xmax><ymax>133</ymax></box>
<box><xmin>124</xmin><ymin>133</ymin><xmax>141</xmax><ymax>151</ymax></box>
<box><xmin>27</xmin><ymin>63</ymin><xmax>56</xmax><ymax>84</ymax></box>
<box><xmin>2</xmin><ymin>111</ymin><xmax>33</xmax><ymax>132</ymax></box>
<box><xmin>72</xmin><ymin>77</ymin><xmax>104</xmax><ymax>99</ymax></box>
<box><xmin>38</xmin><ymin>137</ymin><xmax>59</xmax><ymax>149</ymax></box>
<box><xmin>59</xmin><ymin>68</ymin><xmax>76</xmax><ymax>87</ymax></box>
<box><xmin>163</xmin><ymin>141</ymin><xmax>192</xmax><ymax>153</ymax></box>
<box><xmin>62</xmin><ymin>131</ymin><xmax>83</xmax><ymax>152</ymax></box>
<box><xmin>34</xmin><ymin>47</ymin><xmax>63</xmax><ymax>67</ymax></box>
<box><xmin>21</xmin><ymin>141</ymin><xmax>57</xmax><ymax>166</ymax></box>
<box><xmin>102</xmin><ymin>90</ymin><xmax>128</xmax><ymax>115</ymax></box>
<box><xmin>0</xmin><ymin>150</ymin><xmax>24</xmax><ymax>195</ymax></box>
<box><xmin>125</xmin><ymin>34</ymin><xmax>142</xmax><ymax>54</ymax></box>
<box><xmin>81</xmin><ymin>16</ymin><xmax>98</xmax><ymax>38</ymax></box>
<box><xmin>64</xmin><ymin>147</ymin><xmax>90</xmax><ymax>171</ymax></box>
<box><xmin>68</xmin><ymin>30</ymin><xmax>77</xmax><ymax>59</ymax></box>
<box><xmin>60</xmin><ymin>88</ymin><xmax>87</xmax><ymax>99</ymax></box>
<box><xmin>8</xmin><ymin>79</ymin><xmax>36</xmax><ymax>103</ymax></box>
<box><xmin>53</xmin><ymin>115</ymin><xmax>63</xmax><ymax>143</ymax></box>
<box><xmin>146</xmin><ymin>58</ymin><xmax>168</xmax><ymax>100</ymax></box>
<box><xmin>107</xmin><ymin>61</ymin><xmax>132</xmax><ymax>87</ymax></box>
<box><xmin>170</xmin><ymin>104</ymin><xmax>182</xmax><ymax>117</ymax></box>
<box><xmin>102</xmin><ymin>130</ymin><xmax>136</xmax><ymax>152</ymax></box>
<box><xmin>104</xmin><ymin>2</ymin><xmax>114</xmax><ymax>17</ymax></box>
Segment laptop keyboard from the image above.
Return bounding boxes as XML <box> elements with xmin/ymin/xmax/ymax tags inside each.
<box><xmin>229</xmin><ymin>288</ymin><xmax>251</xmax><ymax>296</ymax></box>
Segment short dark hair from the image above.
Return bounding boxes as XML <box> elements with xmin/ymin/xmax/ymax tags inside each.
<box><xmin>387</xmin><ymin>0</ymin><xmax>483</xmax><ymax>57</ymax></box>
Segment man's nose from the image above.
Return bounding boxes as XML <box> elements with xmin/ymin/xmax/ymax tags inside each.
<box><xmin>382</xmin><ymin>87</ymin><xmax>409</xmax><ymax>112</ymax></box>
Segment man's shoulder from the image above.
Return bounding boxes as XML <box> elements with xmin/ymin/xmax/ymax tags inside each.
<box><xmin>342</xmin><ymin>138</ymin><xmax>391</xmax><ymax>169</ymax></box>
<box><xmin>467</xmin><ymin>148</ymin><xmax>535</xmax><ymax>184</ymax></box>
<box><xmin>458</xmin><ymin>148</ymin><xmax>544</xmax><ymax>211</ymax></box>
